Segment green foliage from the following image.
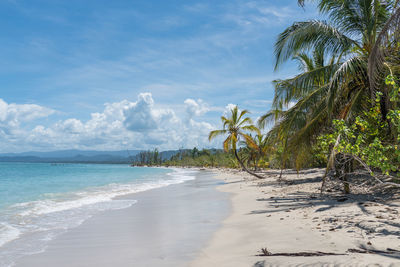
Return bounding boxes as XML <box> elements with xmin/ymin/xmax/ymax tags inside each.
<box><xmin>132</xmin><ymin>147</ymin><xmax>238</xmax><ymax>168</ymax></box>
<box><xmin>133</xmin><ymin>2</ymin><xmax>400</xmax><ymax>180</ymax></box>
<box><xmin>209</xmin><ymin>105</ymin><xmax>266</xmax><ymax>179</ymax></box>
<box><xmin>163</xmin><ymin>148</ymin><xmax>237</xmax><ymax>168</ymax></box>
<box><xmin>311</xmin><ymin>135</ymin><xmax>330</xmax><ymax>166</ymax></box>
<box><xmin>259</xmin><ymin>0</ymin><xmax>400</xmax><ymax>173</ymax></box>
<box><xmin>133</xmin><ymin>149</ymin><xmax>162</xmax><ymax>166</ymax></box>
<box><xmin>320</xmin><ymin>75</ymin><xmax>400</xmax><ymax>176</ymax></box>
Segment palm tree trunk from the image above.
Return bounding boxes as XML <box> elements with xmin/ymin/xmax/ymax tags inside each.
<box><xmin>320</xmin><ymin>134</ymin><xmax>341</xmax><ymax>194</ymax></box>
<box><xmin>279</xmin><ymin>166</ymin><xmax>284</xmax><ymax>180</ymax></box>
<box><xmin>234</xmin><ymin>149</ymin><xmax>263</xmax><ymax>179</ymax></box>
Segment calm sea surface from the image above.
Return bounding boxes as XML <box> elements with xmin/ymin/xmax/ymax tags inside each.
<box><xmin>0</xmin><ymin>163</ymin><xmax>197</xmax><ymax>266</ymax></box>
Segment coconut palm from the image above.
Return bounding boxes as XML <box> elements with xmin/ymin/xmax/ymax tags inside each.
<box><xmin>261</xmin><ymin>0</ymin><xmax>400</xmax><ymax>174</ymax></box>
<box><xmin>275</xmin><ymin>0</ymin><xmax>400</xmax><ymax>124</ymax></box>
<box><xmin>240</xmin><ymin>133</ymin><xmax>270</xmax><ymax>171</ymax></box>
<box><xmin>240</xmin><ymin>142</ymin><xmax>259</xmax><ymax>171</ymax></box>
<box><xmin>209</xmin><ymin>106</ymin><xmax>263</xmax><ymax>178</ymax></box>
<box><xmin>259</xmin><ymin>49</ymin><xmax>338</xmax><ymax>174</ymax></box>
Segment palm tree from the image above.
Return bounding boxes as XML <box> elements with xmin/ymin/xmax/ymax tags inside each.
<box><xmin>240</xmin><ymin>143</ymin><xmax>258</xmax><ymax>171</ymax></box>
<box><xmin>209</xmin><ymin>106</ymin><xmax>263</xmax><ymax>178</ymax></box>
<box><xmin>260</xmin><ymin>49</ymin><xmax>337</xmax><ymax>174</ymax></box>
<box><xmin>239</xmin><ymin>134</ymin><xmax>268</xmax><ymax>171</ymax></box>
<box><xmin>261</xmin><ymin>0</ymin><xmax>400</xmax><ymax>175</ymax></box>
<box><xmin>275</xmin><ymin>0</ymin><xmax>400</xmax><ymax>125</ymax></box>
<box><xmin>245</xmin><ymin>134</ymin><xmax>269</xmax><ymax>171</ymax></box>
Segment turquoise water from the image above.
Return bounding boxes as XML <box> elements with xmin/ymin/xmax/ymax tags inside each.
<box><xmin>0</xmin><ymin>163</ymin><xmax>197</xmax><ymax>266</ymax></box>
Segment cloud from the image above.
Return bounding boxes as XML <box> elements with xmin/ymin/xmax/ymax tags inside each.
<box><xmin>56</xmin><ymin>118</ymin><xmax>84</xmax><ymax>134</ymax></box>
<box><xmin>184</xmin><ymin>98</ymin><xmax>209</xmax><ymax>119</ymax></box>
<box><xmin>0</xmin><ymin>93</ymin><xmax>227</xmax><ymax>152</ymax></box>
<box><xmin>224</xmin><ymin>103</ymin><xmax>237</xmax><ymax>116</ymax></box>
<box><xmin>0</xmin><ymin>98</ymin><xmax>54</xmax><ymax>122</ymax></box>
<box><xmin>123</xmin><ymin>93</ymin><xmax>158</xmax><ymax>132</ymax></box>
<box><xmin>0</xmin><ymin>98</ymin><xmax>54</xmax><ymax>134</ymax></box>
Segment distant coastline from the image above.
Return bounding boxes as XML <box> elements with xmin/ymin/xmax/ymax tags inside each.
<box><xmin>0</xmin><ymin>149</ymin><xmax>182</xmax><ymax>164</ymax></box>
<box><xmin>0</xmin><ymin>148</ymin><xmax>237</xmax><ymax>167</ymax></box>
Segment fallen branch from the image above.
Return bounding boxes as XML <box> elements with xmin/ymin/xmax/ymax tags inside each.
<box><xmin>258</xmin><ymin>247</ymin><xmax>400</xmax><ymax>257</ymax></box>
<box><xmin>347</xmin><ymin>247</ymin><xmax>400</xmax><ymax>254</ymax></box>
<box><xmin>350</xmin><ymin>155</ymin><xmax>384</xmax><ymax>184</ymax></box>
<box><xmin>258</xmin><ymin>248</ymin><xmax>345</xmax><ymax>257</ymax></box>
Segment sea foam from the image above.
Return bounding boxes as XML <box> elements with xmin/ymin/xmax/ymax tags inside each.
<box><xmin>0</xmin><ymin>166</ymin><xmax>198</xmax><ymax>267</ymax></box>
<box><xmin>0</xmin><ymin>223</ymin><xmax>20</xmax><ymax>247</ymax></box>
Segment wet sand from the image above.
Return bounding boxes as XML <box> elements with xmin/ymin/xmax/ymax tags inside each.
<box><xmin>15</xmin><ymin>170</ymin><xmax>230</xmax><ymax>267</ymax></box>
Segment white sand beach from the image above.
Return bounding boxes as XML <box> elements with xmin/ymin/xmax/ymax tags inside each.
<box><xmin>192</xmin><ymin>169</ymin><xmax>400</xmax><ymax>267</ymax></box>
<box><xmin>12</xmin><ymin>168</ymin><xmax>400</xmax><ymax>267</ymax></box>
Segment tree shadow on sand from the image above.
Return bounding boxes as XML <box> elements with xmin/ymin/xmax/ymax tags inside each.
<box><xmin>250</xmin><ymin>191</ymin><xmax>382</xmax><ymax>214</ymax></box>
<box><xmin>248</xmin><ymin>190</ymin><xmax>400</xmax><ymax>261</ymax></box>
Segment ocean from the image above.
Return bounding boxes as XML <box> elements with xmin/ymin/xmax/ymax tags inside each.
<box><xmin>0</xmin><ymin>163</ymin><xmax>197</xmax><ymax>266</ymax></box>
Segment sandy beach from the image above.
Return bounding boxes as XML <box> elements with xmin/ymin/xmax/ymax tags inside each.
<box><xmin>192</xmin><ymin>169</ymin><xmax>400</xmax><ymax>267</ymax></box>
<box><xmin>3</xmin><ymin>0</ymin><xmax>400</xmax><ymax>266</ymax></box>
<box><xmin>11</xmin><ymin>168</ymin><xmax>400</xmax><ymax>267</ymax></box>
<box><xmin>13</xmin><ymin>170</ymin><xmax>230</xmax><ymax>267</ymax></box>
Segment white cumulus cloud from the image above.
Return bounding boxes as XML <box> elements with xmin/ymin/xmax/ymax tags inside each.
<box><xmin>0</xmin><ymin>98</ymin><xmax>54</xmax><ymax>135</ymax></box>
<box><xmin>0</xmin><ymin>93</ymin><xmax>226</xmax><ymax>152</ymax></box>
<box><xmin>184</xmin><ymin>98</ymin><xmax>209</xmax><ymax>119</ymax></box>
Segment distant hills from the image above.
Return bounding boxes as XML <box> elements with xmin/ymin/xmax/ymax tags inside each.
<box><xmin>0</xmin><ymin>150</ymin><xmax>141</xmax><ymax>164</ymax></box>
<box><xmin>0</xmin><ymin>149</ymin><xmax>213</xmax><ymax>164</ymax></box>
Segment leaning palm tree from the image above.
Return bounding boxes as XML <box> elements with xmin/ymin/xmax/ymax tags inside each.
<box><xmin>239</xmin><ymin>134</ymin><xmax>268</xmax><ymax>171</ymax></box>
<box><xmin>209</xmin><ymin>106</ymin><xmax>263</xmax><ymax>178</ymax></box>
<box><xmin>239</xmin><ymin>141</ymin><xmax>259</xmax><ymax>171</ymax></box>
<box><xmin>250</xmin><ymin>134</ymin><xmax>270</xmax><ymax>170</ymax></box>
<box><xmin>262</xmin><ymin>0</ymin><xmax>400</xmax><ymax>176</ymax></box>
<box><xmin>275</xmin><ymin>0</ymin><xmax>400</xmax><ymax>124</ymax></box>
<box><xmin>260</xmin><ymin>49</ymin><xmax>338</xmax><ymax>176</ymax></box>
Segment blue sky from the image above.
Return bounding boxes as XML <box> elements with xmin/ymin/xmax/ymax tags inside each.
<box><xmin>0</xmin><ymin>0</ymin><xmax>318</xmax><ymax>152</ymax></box>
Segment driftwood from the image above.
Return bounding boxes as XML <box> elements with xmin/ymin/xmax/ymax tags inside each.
<box><xmin>347</xmin><ymin>247</ymin><xmax>400</xmax><ymax>254</ymax></box>
<box><xmin>258</xmin><ymin>248</ymin><xmax>345</xmax><ymax>257</ymax></box>
<box><xmin>258</xmin><ymin>247</ymin><xmax>400</xmax><ymax>257</ymax></box>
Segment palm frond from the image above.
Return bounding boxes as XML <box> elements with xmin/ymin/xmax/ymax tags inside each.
<box><xmin>275</xmin><ymin>20</ymin><xmax>357</xmax><ymax>70</ymax></box>
<box><xmin>240</xmin><ymin>133</ymin><xmax>259</xmax><ymax>150</ymax></box>
<box><xmin>223</xmin><ymin>135</ymin><xmax>232</xmax><ymax>152</ymax></box>
<box><xmin>241</xmin><ymin>125</ymin><xmax>260</xmax><ymax>134</ymax></box>
<box><xmin>237</xmin><ymin>117</ymin><xmax>253</xmax><ymax>127</ymax></box>
<box><xmin>368</xmin><ymin>6</ymin><xmax>400</xmax><ymax>97</ymax></box>
<box><xmin>258</xmin><ymin>109</ymin><xmax>285</xmax><ymax>129</ymax></box>
<box><xmin>208</xmin><ymin>130</ymin><xmax>227</xmax><ymax>141</ymax></box>
<box><xmin>294</xmin><ymin>53</ymin><xmax>314</xmax><ymax>72</ymax></box>
<box><xmin>238</xmin><ymin>109</ymin><xmax>250</xmax><ymax>122</ymax></box>
<box><xmin>327</xmin><ymin>56</ymin><xmax>367</xmax><ymax>114</ymax></box>
<box><xmin>272</xmin><ymin>62</ymin><xmax>339</xmax><ymax>108</ymax></box>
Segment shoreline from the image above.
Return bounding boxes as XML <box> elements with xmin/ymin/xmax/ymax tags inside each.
<box><xmin>12</xmin><ymin>169</ymin><xmax>230</xmax><ymax>267</ymax></box>
<box><xmin>192</xmin><ymin>168</ymin><xmax>400</xmax><ymax>266</ymax></box>
<box><xmin>8</xmin><ymin>167</ymin><xmax>400</xmax><ymax>266</ymax></box>
<box><xmin>0</xmin><ymin>166</ymin><xmax>196</xmax><ymax>266</ymax></box>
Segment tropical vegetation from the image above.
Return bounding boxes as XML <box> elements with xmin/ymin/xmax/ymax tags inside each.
<box><xmin>208</xmin><ymin>106</ymin><xmax>264</xmax><ymax>178</ymax></box>
<box><xmin>208</xmin><ymin>0</ymin><xmax>400</xmax><ymax>192</ymax></box>
<box><xmin>255</xmin><ymin>0</ymin><xmax>400</xmax><ymax>192</ymax></box>
<box><xmin>133</xmin><ymin>0</ymin><xmax>400</xmax><ymax>193</ymax></box>
<box><xmin>131</xmin><ymin>148</ymin><xmax>238</xmax><ymax>168</ymax></box>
